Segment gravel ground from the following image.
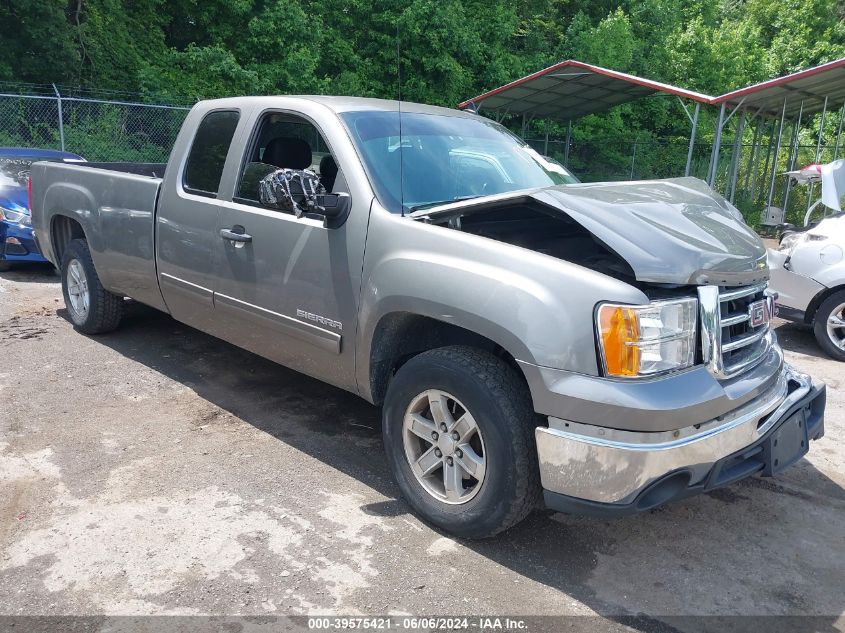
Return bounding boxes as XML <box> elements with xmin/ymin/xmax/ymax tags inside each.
<box><xmin>0</xmin><ymin>264</ymin><xmax>843</xmax><ymax>629</ymax></box>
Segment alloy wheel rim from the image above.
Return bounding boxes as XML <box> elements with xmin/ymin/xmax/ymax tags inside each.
<box><xmin>402</xmin><ymin>389</ymin><xmax>486</xmax><ymax>505</ymax></box>
<box><xmin>66</xmin><ymin>259</ymin><xmax>90</xmax><ymax>321</ymax></box>
<box><xmin>826</xmin><ymin>302</ymin><xmax>845</xmax><ymax>350</ymax></box>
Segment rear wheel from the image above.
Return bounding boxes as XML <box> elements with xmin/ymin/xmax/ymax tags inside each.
<box><xmin>814</xmin><ymin>290</ymin><xmax>845</xmax><ymax>361</ymax></box>
<box><xmin>60</xmin><ymin>239</ymin><xmax>123</xmax><ymax>334</ymax></box>
<box><xmin>383</xmin><ymin>346</ymin><xmax>541</xmax><ymax>538</ymax></box>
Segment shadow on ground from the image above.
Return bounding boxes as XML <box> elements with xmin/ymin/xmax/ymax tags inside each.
<box><xmin>0</xmin><ymin>262</ymin><xmax>58</xmax><ymax>284</ymax></box>
<box><xmin>75</xmin><ymin>303</ymin><xmax>844</xmax><ymax>630</ymax></box>
<box><xmin>773</xmin><ymin>319</ymin><xmax>836</xmax><ymax>362</ymax></box>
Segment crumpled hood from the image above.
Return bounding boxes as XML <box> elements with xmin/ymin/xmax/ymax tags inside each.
<box><xmin>416</xmin><ymin>177</ymin><xmax>768</xmax><ymax>286</ymax></box>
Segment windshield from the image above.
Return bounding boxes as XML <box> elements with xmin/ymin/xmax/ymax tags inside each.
<box><xmin>340</xmin><ymin>111</ymin><xmax>578</xmax><ymax>213</ymax></box>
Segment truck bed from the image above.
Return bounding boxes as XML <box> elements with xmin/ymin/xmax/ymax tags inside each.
<box><xmin>30</xmin><ymin>161</ymin><xmax>167</xmax><ymax>311</ymax></box>
<box><xmin>82</xmin><ymin>162</ymin><xmax>168</xmax><ymax>178</ymax></box>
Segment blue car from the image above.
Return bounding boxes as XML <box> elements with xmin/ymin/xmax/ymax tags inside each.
<box><xmin>0</xmin><ymin>148</ymin><xmax>85</xmax><ymax>270</ymax></box>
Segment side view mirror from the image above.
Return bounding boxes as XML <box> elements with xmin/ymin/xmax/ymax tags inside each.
<box><xmin>258</xmin><ymin>168</ymin><xmax>351</xmax><ymax>227</ymax></box>
<box><xmin>312</xmin><ymin>192</ymin><xmax>351</xmax><ymax>228</ymax></box>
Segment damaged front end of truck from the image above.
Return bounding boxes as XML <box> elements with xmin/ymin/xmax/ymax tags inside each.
<box><xmin>411</xmin><ymin>176</ymin><xmax>825</xmax><ymax>516</ymax></box>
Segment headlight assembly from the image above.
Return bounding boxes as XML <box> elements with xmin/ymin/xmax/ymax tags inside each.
<box><xmin>0</xmin><ymin>206</ymin><xmax>30</xmax><ymax>226</ymax></box>
<box><xmin>779</xmin><ymin>231</ymin><xmax>825</xmax><ymax>255</ymax></box>
<box><xmin>597</xmin><ymin>298</ymin><xmax>698</xmax><ymax>378</ymax></box>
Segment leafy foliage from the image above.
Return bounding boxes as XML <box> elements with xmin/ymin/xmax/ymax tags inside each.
<box><xmin>2</xmin><ymin>0</ymin><xmax>840</xmax><ymax>107</ymax></box>
<box><xmin>0</xmin><ymin>0</ymin><xmax>843</xmax><ymax>223</ymax></box>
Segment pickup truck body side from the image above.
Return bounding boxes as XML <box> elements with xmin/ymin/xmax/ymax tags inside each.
<box><xmin>30</xmin><ymin>95</ymin><xmax>826</xmax><ymax>536</ymax></box>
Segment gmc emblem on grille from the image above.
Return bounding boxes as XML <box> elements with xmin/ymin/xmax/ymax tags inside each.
<box><xmin>748</xmin><ymin>299</ymin><xmax>770</xmax><ymax>327</ymax></box>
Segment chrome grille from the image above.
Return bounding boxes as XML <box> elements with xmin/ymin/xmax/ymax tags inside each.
<box><xmin>698</xmin><ymin>283</ymin><xmax>774</xmax><ymax>379</ymax></box>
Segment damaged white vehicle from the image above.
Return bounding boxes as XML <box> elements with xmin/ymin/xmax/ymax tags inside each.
<box><xmin>768</xmin><ymin>160</ymin><xmax>845</xmax><ymax>360</ymax></box>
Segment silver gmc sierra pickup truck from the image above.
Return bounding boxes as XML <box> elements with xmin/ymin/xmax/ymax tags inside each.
<box><xmin>30</xmin><ymin>96</ymin><xmax>826</xmax><ymax>538</ymax></box>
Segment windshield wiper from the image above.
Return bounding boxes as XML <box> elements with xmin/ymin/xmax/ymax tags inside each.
<box><xmin>408</xmin><ymin>195</ymin><xmax>480</xmax><ymax>213</ymax></box>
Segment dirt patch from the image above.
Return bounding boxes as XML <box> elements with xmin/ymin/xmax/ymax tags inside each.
<box><xmin>0</xmin><ymin>314</ymin><xmax>54</xmax><ymax>341</ymax></box>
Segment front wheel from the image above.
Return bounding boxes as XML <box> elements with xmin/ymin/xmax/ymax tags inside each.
<box><xmin>383</xmin><ymin>346</ymin><xmax>541</xmax><ymax>538</ymax></box>
<box><xmin>814</xmin><ymin>290</ymin><xmax>845</xmax><ymax>361</ymax></box>
<box><xmin>60</xmin><ymin>239</ymin><xmax>124</xmax><ymax>334</ymax></box>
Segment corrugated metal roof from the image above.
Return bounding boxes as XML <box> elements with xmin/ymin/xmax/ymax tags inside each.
<box><xmin>459</xmin><ymin>58</ymin><xmax>845</xmax><ymax>121</ymax></box>
<box><xmin>457</xmin><ymin>60</ymin><xmax>713</xmax><ymax>121</ymax></box>
<box><xmin>713</xmin><ymin>58</ymin><xmax>845</xmax><ymax>118</ymax></box>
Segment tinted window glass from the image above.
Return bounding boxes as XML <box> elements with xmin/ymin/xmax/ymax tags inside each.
<box><xmin>184</xmin><ymin>110</ymin><xmax>240</xmax><ymax>195</ymax></box>
<box><xmin>236</xmin><ymin>113</ymin><xmax>340</xmax><ymax>207</ymax></box>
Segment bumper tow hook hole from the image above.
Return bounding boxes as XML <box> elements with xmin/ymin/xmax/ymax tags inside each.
<box><xmin>636</xmin><ymin>471</ymin><xmax>691</xmax><ymax>511</ymax></box>
<box><xmin>774</xmin><ymin>459</ymin><xmax>779</xmax><ymax>467</ymax></box>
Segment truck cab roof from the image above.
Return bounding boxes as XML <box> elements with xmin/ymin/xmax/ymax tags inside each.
<box><xmin>193</xmin><ymin>95</ymin><xmax>478</xmax><ymax>119</ymax></box>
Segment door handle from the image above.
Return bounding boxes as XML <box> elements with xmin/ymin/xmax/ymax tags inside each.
<box><xmin>220</xmin><ymin>227</ymin><xmax>252</xmax><ymax>243</ymax></box>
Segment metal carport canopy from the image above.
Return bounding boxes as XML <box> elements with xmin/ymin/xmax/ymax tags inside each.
<box><xmin>457</xmin><ymin>59</ymin><xmax>713</xmax><ymax>121</ymax></box>
<box><xmin>713</xmin><ymin>57</ymin><xmax>845</xmax><ymax>118</ymax></box>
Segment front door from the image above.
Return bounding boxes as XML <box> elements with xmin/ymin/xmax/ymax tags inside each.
<box><xmin>210</xmin><ymin>111</ymin><xmax>361</xmax><ymax>391</ymax></box>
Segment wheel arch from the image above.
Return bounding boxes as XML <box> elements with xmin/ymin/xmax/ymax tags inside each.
<box><xmin>806</xmin><ymin>283</ymin><xmax>845</xmax><ymax>324</ymax></box>
<box><xmin>364</xmin><ymin>310</ymin><xmax>531</xmax><ymax>407</ymax></box>
<box><xmin>41</xmin><ymin>180</ymin><xmax>100</xmax><ymax>268</ymax></box>
<box><xmin>50</xmin><ymin>214</ymin><xmax>87</xmax><ymax>267</ymax></box>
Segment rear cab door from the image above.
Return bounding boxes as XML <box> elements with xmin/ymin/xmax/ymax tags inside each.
<box><xmin>156</xmin><ymin>104</ymin><xmax>243</xmax><ymax>331</ymax></box>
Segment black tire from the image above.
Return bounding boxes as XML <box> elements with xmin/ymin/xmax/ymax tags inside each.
<box><xmin>60</xmin><ymin>238</ymin><xmax>124</xmax><ymax>334</ymax></box>
<box><xmin>383</xmin><ymin>346</ymin><xmax>541</xmax><ymax>538</ymax></box>
<box><xmin>813</xmin><ymin>290</ymin><xmax>845</xmax><ymax>361</ymax></box>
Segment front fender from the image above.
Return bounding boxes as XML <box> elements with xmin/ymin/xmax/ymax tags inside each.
<box><xmin>355</xmin><ymin>208</ymin><xmax>648</xmax><ymax>400</ymax></box>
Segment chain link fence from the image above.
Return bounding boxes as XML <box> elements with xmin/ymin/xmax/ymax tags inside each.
<box><xmin>0</xmin><ymin>84</ymin><xmax>191</xmax><ymax>162</ymax></box>
<box><xmin>524</xmin><ymin>137</ymin><xmax>714</xmax><ymax>182</ymax></box>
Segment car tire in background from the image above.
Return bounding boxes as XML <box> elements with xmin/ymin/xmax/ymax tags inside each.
<box><xmin>60</xmin><ymin>238</ymin><xmax>124</xmax><ymax>334</ymax></box>
<box><xmin>813</xmin><ymin>289</ymin><xmax>845</xmax><ymax>361</ymax></box>
<box><xmin>382</xmin><ymin>345</ymin><xmax>541</xmax><ymax>539</ymax></box>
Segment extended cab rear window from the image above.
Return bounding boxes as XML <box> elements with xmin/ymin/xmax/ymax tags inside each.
<box><xmin>183</xmin><ymin>110</ymin><xmax>240</xmax><ymax>197</ymax></box>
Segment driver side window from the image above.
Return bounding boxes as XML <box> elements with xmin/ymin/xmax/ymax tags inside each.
<box><xmin>235</xmin><ymin>113</ymin><xmax>342</xmax><ymax>213</ymax></box>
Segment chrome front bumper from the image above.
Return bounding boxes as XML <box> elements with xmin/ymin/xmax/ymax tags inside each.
<box><xmin>536</xmin><ymin>364</ymin><xmax>821</xmax><ymax>507</ymax></box>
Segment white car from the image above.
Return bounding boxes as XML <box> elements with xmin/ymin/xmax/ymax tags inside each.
<box><xmin>768</xmin><ymin>215</ymin><xmax>845</xmax><ymax>359</ymax></box>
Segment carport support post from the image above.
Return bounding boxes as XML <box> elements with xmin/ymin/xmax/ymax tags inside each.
<box><xmin>766</xmin><ymin>99</ymin><xmax>788</xmax><ymax>210</ymax></box>
<box><xmin>708</xmin><ymin>103</ymin><xmax>726</xmax><ymax>186</ymax></box>
<box><xmin>806</xmin><ymin>96</ymin><xmax>829</xmax><ymax>214</ymax></box>
<box><xmin>834</xmin><ymin>101</ymin><xmax>845</xmax><ymax>160</ymax></box>
<box><xmin>543</xmin><ymin>119</ymin><xmax>550</xmax><ymax>155</ymax></box>
<box><xmin>52</xmin><ymin>83</ymin><xmax>65</xmax><ymax>152</ymax></box>
<box><xmin>744</xmin><ymin>116</ymin><xmax>762</xmax><ymax>192</ymax></box>
<box><xmin>759</xmin><ymin>118</ymin><xmax>777</xmax><ymax>202</ymax></box>
<box><xmin>685</xmin><ymin>103</ymin><xmax>700</xmax><ymax>177</ymax></box>
<box><xmin>521</xmin><ymin>114</ymin><xmax>527</xmax><ymax>140</ymax></box>
<box><xmin>782</xmin><ymin>100</ymin><xmax>804</xmax><ymax>214</ymax></box>
<box><xmin>564</xmin><ymin>119</ymin><xmax>572</xmax><ymax>167</ymax></box>
<box><xmin>630</xmin><ymin>133</ymin><xmax>640</xmax><ymax>180</ymax></box>
<box><xmin>727</xmin><ymin>111</ymin><xmax>746</xmax><ymax>202</ymax></box>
